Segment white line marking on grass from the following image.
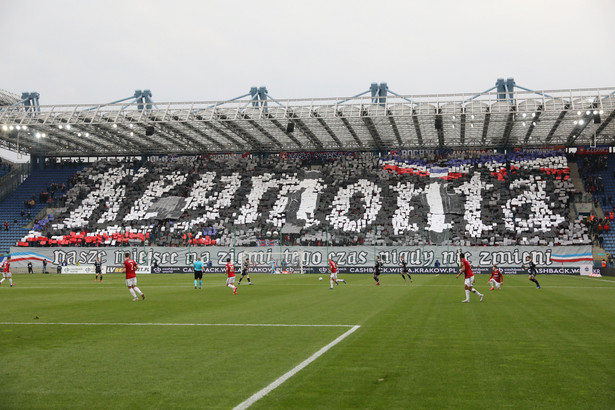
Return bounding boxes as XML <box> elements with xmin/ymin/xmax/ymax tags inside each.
<box><xmin>233</xmin><ymin>325</ymin><xmax>360</xmax><ymax>410</ymax></box>
<box><xmin>0</xmin><ymin>322</ymin><xmax>355</xmax><ymax>328</ymax></box>
<box><xmin>573</xmin><ymin>276</ymin><xmax>615</xmax><ymax>284</ymax></box>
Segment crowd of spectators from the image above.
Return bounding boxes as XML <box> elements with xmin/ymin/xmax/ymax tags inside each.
<box><xmin>44</xmin><ymin>158</ymin><xmax>85</xmax><ymax>168</ymax></box>
<box><xmin>584</xmin><ymin>175</ymin><xmax>604</xmax><ymax>195</ymax></box>
<box><xmin>15</xmin><ymin>150</ymin><xmax>587</xmax><ymax>249</ymax></box>
<box><xmin>38</xmin><ymin>182</ymin><xmax>68</xmax><ymax>204</ymax></box>
<box><xmin>580</xmin><ymin>155</ymin><xmax>609</xmax><ymax>174</ymax></box>
<box><xmin>584</xmin><ymin>214</ymin><xmax>611</xmax><ymax>247</ymax></box>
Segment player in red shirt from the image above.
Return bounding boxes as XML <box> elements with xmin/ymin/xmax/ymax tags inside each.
<box><xmin>123</xmin><ymin>252</ymin><xmax>145</xmax><ymax>301</ymax></box>
<box><xmin>455</xmin><ymin>253</ymin><xmax>483</xmax><ymax>303</ymax></box>
<box><xmin>488</xmin><ymin>264</ymin><xmax>503</xmax><ymax>290</ymax></box>
<box><xmin>328</xmin><ymin>257</ymin><xmax>346</xmax><ymax>290</ymax></box>
<box><xmin>0</xmin><ymin>255</ymin><xmax>14</xmax><ymax>287</ymax></box>
<box><xmin>225</xmin><ymin>258</ymin><xmax>237</xmax><ymax>295</ymax></box>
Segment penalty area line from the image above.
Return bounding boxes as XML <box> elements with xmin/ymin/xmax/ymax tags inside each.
<box><xmin>233</xmin><ymin>324</ymin><xmax>360</xmax><ymax>410</ymax></box>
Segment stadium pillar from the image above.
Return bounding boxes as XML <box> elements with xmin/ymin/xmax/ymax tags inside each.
<box><xmin>141</xmin><ymin>155</ymin><xmax>147</xmax><ymax>165</ymax></box>
<box><xmin>370</xmin><ymin>83</ymin><xmax>388</xmax><ymax>107</ymax></box>
<box><xmin>31</xmin><ymin>155</ymin><xmax>45</xmax><ymax>170</ymax></box>
<box><xmin>495</xmin><ymin>78</ymin><xmax>515</xmax><ymax>103</ymax></box>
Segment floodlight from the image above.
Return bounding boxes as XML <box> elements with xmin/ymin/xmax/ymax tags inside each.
<box><xmin>522</xmin><ymin>113</ymin><xmax>527</xmax><ymax>118</ymax></box>
<box><xmin>85</xmin><ymin>132</ymin><xmax>90</xmax><ymax>137</ymax></box>
<box><xmin>532</xmin><ymin>122</ymin><xmax>536</xmax><ymax>126</ymax></box>
<box><xmin>9</xmin><ymin>125</ymin><xmax>14</xmax><ymax>130</ymax></box>
<box><xmin>35</xmin><ymin>132</ymin><xmax>41</xmax><ymax>138</ymax></box>
<box><xmin>579</xmin><ymin>120</ymin><xmax>584</xmax><ymax>125</ymax></box>
<box><xmin>1</xmin><ymin>125</ymin><xmax>7</xmax><ymax>131</ymax></box>
<box><xmin>65</xmin><ymin>124</ymin><xmax>71</xmax><ymax>130</ymax></box>
<box><xmin>599</xmin><ymin>110</ymin><xmax>604</xmax><ymax>115</ymax></box>
<box><xmin>41</xmin><ymin>133</ymin><xmax>46</xmax><ymax>138</ymax></box>
<box><xmin>59</xmin><ymin>125</ymin><xmax>63</xmax><ymax>129</ymax></box>
<box><xmin>77</xmin><ymin>133</ymin><xmax>82</xmax><ymax>137</ymax></box>
<box><xmin>574</xmin><ymin>120</ymin><xmax>578</xmax><ymax>125</ymax></box>
<box><xmin>16</xmin><ymin>125</ymin><xmax>21</xmax><ymax>130</ymax></box>
<box><xmin>532</xmin><ymin>113</ymin><xmax>536</xmax><ymax>118</ymax></box>
<box><xmin>113</xmin><ymin>124</ymin><xmax>117</xmax><ymax>128</ymax></box>
<box><xmin>522</xmin><ymin>122</ymin><xmax>526</xmax><ymax>127</ymax></box>
<box><xmin>452</xmin><ymin>115</ymin><xmax>456</xmax><ymax>120</ymax></box>
<box><xmin>577</xmin><ymin>111</ymin><xmax>582</xmax><ymax>116</ymax></box>
<box><xmin>130</xmin><ymin>132</ymin><xmax>134</xmax><ymax>136</ymax></box>
<box><xmin>593</xmin><ymin>110</ymin><xmax>598</xmax><ymax>115</ymax></box>
<box><xmin>129</xmin><ymin>124</ymin><xmax>134</xmax><ymax>128</ymax></box>
<box><xmin>22</xmin><ymin>125</ymin><xmax>27</xmax><ymax>130</ymax></box>
<box><xmin>586</xmin><ymin>110</ymin><xmax>591</xmax><ymax>115</ymax></box>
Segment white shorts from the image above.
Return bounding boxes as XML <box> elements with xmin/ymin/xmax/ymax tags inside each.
<box><xmin>329</xmin><ymin>272</ymin><xmax>337</xmax><ymax>281</ymax></box>
<box><xmin>464</xmin><ymin>276</ymin><xmax>475</xmax><ymax>288</ymax></box>
<box><xmin>126</xmin><ymin>277</ymin><xmax>137</xmax><ymax>287</ymax></box>
<box><xmin>3</xmin><ymin>272</ymin><xmax>11</xmax><ymax>278</ymax></box>
<box><xmin>226</xmin><ymin>276</ymin><xmax>235</xmax><ymax>286</ymax></box>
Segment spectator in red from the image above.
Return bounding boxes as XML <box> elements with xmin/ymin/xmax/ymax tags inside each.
<box><xmin>4</xmin><ymin>221</ymin><xmax>8</xmax><ymax>231</ymax></box>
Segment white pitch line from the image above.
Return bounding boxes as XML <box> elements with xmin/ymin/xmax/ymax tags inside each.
<box><xmin>572</xmin><ymin>276</ymin><xmax>615</xmax><ymax>284</ymax></box>
<box><xmin>0</xmin><ymin>322</ymin><xmax>355</xmax><ymax>328</ymax></box>
<box><xmin>233</xmin><ymin>325</ymin><xmax>360</xmax><ymax>410</ymax></box>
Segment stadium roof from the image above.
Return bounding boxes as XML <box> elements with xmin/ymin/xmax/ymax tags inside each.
<box><xmin>1</xmin><ymin>86</ymin><xmax>614</xmax><ymax>157</ymax></box>
<box><xmin>0</xmin><ymin>89</ymin><xmax>21</xmax><ymax>107</ymax></box>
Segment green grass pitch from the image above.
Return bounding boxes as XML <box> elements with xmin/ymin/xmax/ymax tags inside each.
<box><xmin>1</xmin><ymin>273</ymin><xmax>614</xmax><ymax>409</ymax></box>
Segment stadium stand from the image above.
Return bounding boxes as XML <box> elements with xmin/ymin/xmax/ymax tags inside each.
<box><xmin>577</xmin><ymin>153</ymin><xmax>615</xmax><ymax>263</ymax></box>
<box><xmin>11</xmin><ymin>149</ymin><xmax>590</xmax><ymax>250</ymax></box>
<box><xmin>0</xmin><ymin>165</ymin><xmax>85</xmax><ymax>253</ymax></box>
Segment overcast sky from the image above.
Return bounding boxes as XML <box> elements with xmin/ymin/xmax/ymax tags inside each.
<box><xmin>1</xmin><ymin>0</ymin><xmax>614</xmax><ymax>105</ymax></box>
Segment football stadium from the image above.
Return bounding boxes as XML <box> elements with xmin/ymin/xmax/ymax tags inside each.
<box><xmin>1</xmin><ymin>2</ymin><xmax>615</xmax><ymax>409</ymax></box>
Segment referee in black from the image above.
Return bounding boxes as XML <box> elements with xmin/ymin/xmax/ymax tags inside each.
<box><xmin>374</xmin><ymin>256</ymin><xmax>382</xmax><ymax>286</ymax></box>
<box><xmin>523</xmin><ymin>256</ymin><xmax>541</xmax><ymax>289</ymax></box>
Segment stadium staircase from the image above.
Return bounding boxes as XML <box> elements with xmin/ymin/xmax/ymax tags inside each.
<box><xmin>0</xmin><ymin>166</ymin><xmax>84</xmax><ymax>254</ymax></box>
<box><xmin>567</xmin><ymin>162</ymin><xmax>585</xmax><ymax>194</ymax></box>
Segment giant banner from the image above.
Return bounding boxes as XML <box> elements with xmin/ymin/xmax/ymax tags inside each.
<box><xmin>10</xmin><ymin>245</ymin><xmax>592</xmax><ymax>274</ymax></box>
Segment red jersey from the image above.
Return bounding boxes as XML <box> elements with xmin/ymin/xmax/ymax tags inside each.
<box><xmin>226</xmin><ymin>262</ymin><xmax>235</xmax><ymax>278</ymax></box>
<box><xmin>489</xmin><ymin>269</ymin><xmax>503</xmax><ymax>283</ymax></box>
<box><xmin>329</xmin><ymin>260</ymin><xmax>337</xmax><ymax>273</ymax></box>
<box><xmin>461</xmin><ymin>259</ymin><xmax>474</xmax><ymax>279</ymax></box>
<box><xmin>123</xmin><ymin>258</ymin><xmax>138</xmax><ymax>279</ymax></box>
<box><xmin>3</xmin><ymin>260</ymin><xmax>9</xmax><ymax>273</ymax></box>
